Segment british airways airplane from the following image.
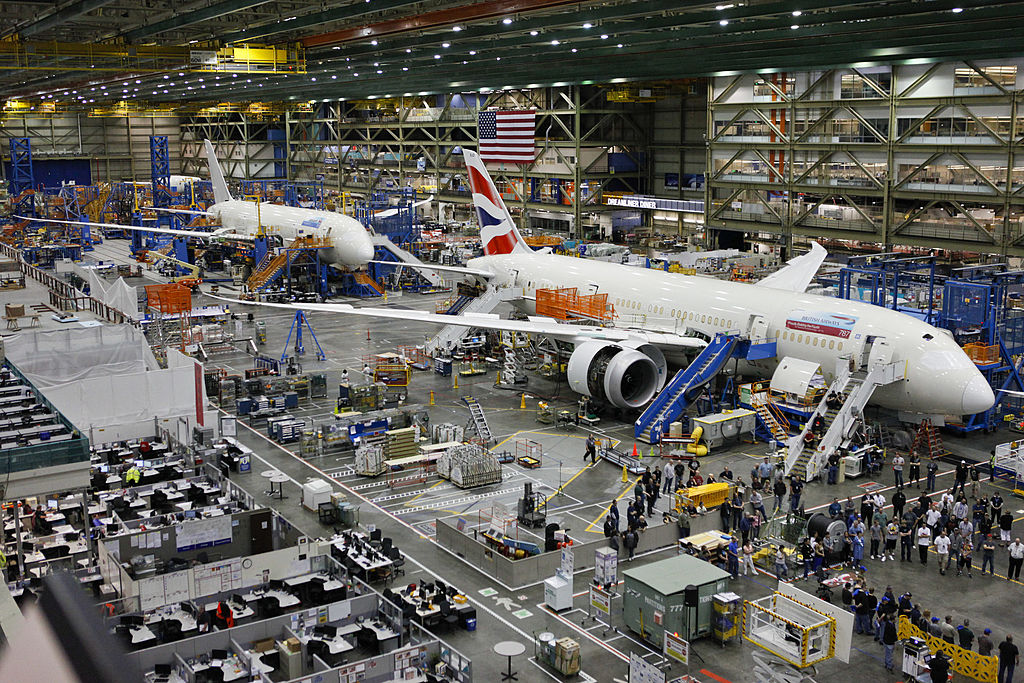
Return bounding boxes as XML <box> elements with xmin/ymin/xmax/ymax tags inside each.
<box><xmin>216</xmin><ymin>149</ymin><xmax>995</xmax><ymax>420</ymax></box>
<box><xmin>22</xmin><ymin>140</ymin><xmax>375</xmax><ymax>270</ymax></box>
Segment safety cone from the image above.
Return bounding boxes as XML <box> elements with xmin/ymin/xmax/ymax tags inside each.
<box><xmin>496</xmin><ymin>370</ymin><xmax>502</xmax><ymax>385</ymax></box>
<box><xmin>632</xmin><ymin>444</ymin><xmax>639</xmax><ymax>458</ymax></box>
<box><xmin>366</xmin><ymin>329</ymin><xmax>371</xmax><ymax>341</ymax></box>
<box><xmin>429</xmin><ymin>390</ymin><xmax>435</xmax><ymax>406</ymax></box>
<box><xmin>622</xmin><ymin>465</ymin><xmax>628</xmax><ymax>482</ymax></box>
<box><xmin>453</xmin><ymin>374</ymin><xmax>459</xmax><ymax>390</ymax></box>
<box><xmin>649</xmin><ymin>446</ymin><xmax>656</xmax><ymax>460</ymax></box>
<box><xmin>520</xmin><ymin>394</ymin><xmax>526</xmax><ymax>410</ymax></box>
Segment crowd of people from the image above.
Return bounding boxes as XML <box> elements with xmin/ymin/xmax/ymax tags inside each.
<box><xmin>839</xmin><ymin>576</ymin><xmax>1018</xmax><ymax>681</ymax></box>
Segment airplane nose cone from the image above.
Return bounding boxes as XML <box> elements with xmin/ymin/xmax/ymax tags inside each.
<box><xmin>961</xmin><ymin>375</ymin><xmax>995</xmax><ymax>415</ymax></box>
<box><xmin>354</xmin><ymin>234</ymin><xmax>375</xmax><ymax>264</ymax></box>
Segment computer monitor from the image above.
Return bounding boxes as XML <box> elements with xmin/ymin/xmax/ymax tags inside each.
<box><xmin>185</xmin><ymin>510</ymin><xmax>197</xmax><ymax>519</ymax></box>
<box><xmin>100</xmin><ymin>465</ymin><xmax>109</xmax><ymax>473</ymax></box>
<box><xmin>46</xmin><ymin>500</ymin><xmax>58</xmax><ymax>511</ymax></box>
<box><xmin>134</xmin><ymin>459</ymin><xmax>144</xmax><ymax>468</ymax></box>
<box><xmin>154</xmin><ymin>664</ymin><xmax>172</xmax><ymax>676</ymax></box>
<box><xmin>211</xmin><ymin>649</ymin><xmax>228</xmax><ymax>661</ymax></box>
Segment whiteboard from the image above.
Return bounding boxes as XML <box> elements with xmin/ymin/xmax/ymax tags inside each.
<box><xmin>328</xmin><ymin>601</ymin><xmax>351</xmax><ymax>622</ymax></box>
<box><xmin>175</xmin><ymin>516</ymin><xmax>232</xmax><ymax>552</ymax></box>
<box><xmin>164</xmin><ymin>570</ymin><xmax>192</xmax><ymax>604</ymax></box>
<box><xmin>193</xmin><ymin>558</ymin><xmax>242</xmax><ymax>599</ymax></box>
<box><xmin>138</xmin><ymin>576</ymin><xmax>165</xmax><ymax>611</ymax></box>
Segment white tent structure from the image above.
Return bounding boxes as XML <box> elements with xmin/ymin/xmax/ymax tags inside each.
<box><xmin>5</xmin><ymin>327</ymin><xmax>217</xmax><ymax>442</ymax></box>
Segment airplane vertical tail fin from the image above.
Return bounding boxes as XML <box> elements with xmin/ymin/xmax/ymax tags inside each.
<box><xmin>203</xmin><ymin>139</ymin><xmax>232</xmax><ymax>205</ymax></box>
<box><xmin>463</xmin><ymin>149</ymin><xmax>531</xmax><ymax>256</ymax></box>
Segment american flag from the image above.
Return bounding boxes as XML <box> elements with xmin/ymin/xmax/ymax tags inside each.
<box><xmin>478</xmin><ymin>109</ymin><xmax>536</xmax><ymax>164</ymax></box>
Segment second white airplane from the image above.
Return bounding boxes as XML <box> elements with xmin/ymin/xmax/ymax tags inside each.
<box><xmin>21</xmin><ymin>140</ymin><xmax>375</xmax><ymax>270</ymax></box>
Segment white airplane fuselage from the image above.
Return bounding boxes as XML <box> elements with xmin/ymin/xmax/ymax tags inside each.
<box><xmin>468</xmin><ymin>252</ymin><xmax>994</xmax><ymax>417</ymax></box>
<box><xmin>208</xmin><ymin>200</ymin><xmax>374</xmax><ymax>269</ymax></box>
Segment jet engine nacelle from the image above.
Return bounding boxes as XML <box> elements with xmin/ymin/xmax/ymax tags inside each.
<box><xmin>566</xmin><ymin>341</ymin><xmax>667</xmax><ymax>409</ymax></box>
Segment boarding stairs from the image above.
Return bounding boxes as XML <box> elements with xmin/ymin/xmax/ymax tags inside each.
<box><xmin>372</xmin><ymin>234</ymin><xmax>446</xmax><ymax>288</ymax></box>
<box><xmin>444</xmin><ymin>295</ymin><xmax>474</xmax><ymax>315</ymax></box>
<box><xmin>461</xmin><ymin>396</ymin><xmax>493</xmax><ymax>443</ymax></box>
<box><xmin>784</xmin><ymin>360</ymin><xmax>906</xmax><ymax>481</ymax></box>
<box><xmin>634</xmin><ymin>333</ymin><xmax>740</xmax><ymax>444</ymax></box>
<box><xmin>425</xmin><ymin>286</ymin><xmax>518</xmax><ymax>355</ymax></box>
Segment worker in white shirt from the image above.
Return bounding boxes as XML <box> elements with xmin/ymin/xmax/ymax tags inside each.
<box><xmin>1008</xmin><ymin>538</ymin><xmax>1024</xmax><ymax>581</ymax></box>
<box><xmin>934</xmin><ymin>530</ymin><xmax>951</xmax><ymax>575</ymax></box>
<box><xmin>892</xmin><ymin>453</ymin><xmax>905</xmax><ymax>487</ymax></box>
<box><xmin>917</xmin><ymin>524</ymin><xmax>933</xmax><ymax>565</ymax></box>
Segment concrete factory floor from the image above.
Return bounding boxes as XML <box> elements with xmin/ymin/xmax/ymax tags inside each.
<box><xmin>19</xmin><ymin>237</ymin><xmax>1024</xmax><ymax>683</ymax></box>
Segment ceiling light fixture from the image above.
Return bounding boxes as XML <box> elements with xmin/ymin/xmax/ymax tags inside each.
<box><xmin>792</xmin><ymin>10</ymin><xmax>802</xmax><ymax>16</ymax></box>
<box><xmin>582</xmin><ymin>23</ymin><xmax>592</xmax><ymax>28</ymax></box>
<box><xmin>453</xmin><ymin>26</ymin><xmax>462</xmax><ymax>31</ymax></box>
<box><xmin>502</xmin><ymin>17</ymin><xmax>512</xmax><ymax>24</ymax></box>
<box><xmin>719</xmin><ymin>19</ymin><xmax>729</xmax><ymax>26</ymax></box>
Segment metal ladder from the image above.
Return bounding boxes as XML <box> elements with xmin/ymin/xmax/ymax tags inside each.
<box><xmin>461</xmin><ymin>396</ymin><xmax>493</xmax><ymax>443</ymax></box>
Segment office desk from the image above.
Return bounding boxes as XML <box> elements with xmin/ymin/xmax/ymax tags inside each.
<box><xmin>145</xmin><ymin>670</ymin><xmax>186</xmax><ymax>683</ymax></box>
<box><xmin>242</xmin><ymin>589</ymin><xmax>300</xmax><ymax>609</ymax></box>
<box><xmin>298</xmin><ymin>632</ymin><xmax>355</xmax><ymax>656</ymax></box>
<box><xmin>146</xmin><ymin>609</ymin><xmax>199</xmax><ymax>636</ymax></box>
<box><xmin>332</xmin><ymin>540</ymin><xmax>393</xmax><ymax>574</ymax></box>
<box><xmin>129</xmin><ymin>625</ymin><xmax>157</xmax><ymax>646</ymax></box>
<box><xmin>361</xmin><ymin>621</ymin><xmax>400</xmax><ymax>652</ymax></box>
<box><xmin>246</xmin><ymin>650</ymin><xmax>276</xmax><ymax>675</ymax></box>
<box><xmin>191</xmin><ymin>657</ymin><xmax>249</xmax><ymax>682</ymax></box>
<box><xmin>203</xmin><ymin>601</ymin><xmax>256</xmax><ymax>621</ymax></box>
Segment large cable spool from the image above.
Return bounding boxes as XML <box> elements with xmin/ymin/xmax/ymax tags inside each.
<box><xmin>806</xmin><ymin>512</ymin><xmax>846</xmax><ymax>544</ymax></box>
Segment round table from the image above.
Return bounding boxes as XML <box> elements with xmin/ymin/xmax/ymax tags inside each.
<box><xmin>493</xmin><ymin>640</ymin><xmax>526</xmax><ymax>681</ymax></box>
<box><xmin>268</xmin><ymin>472</ymin><xmax>289</xmax><ymax>499</ymax></box>
<box><xmin>260</xmin><ymin>469</ymin><xmax>280</xmax><ymax>496</ymax></box>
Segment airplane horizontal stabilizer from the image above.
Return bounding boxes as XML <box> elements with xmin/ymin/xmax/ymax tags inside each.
<box><xmin>754</xmin><ymin>242</ymin><xmax>828</xmax><ymax>293</ymax></box>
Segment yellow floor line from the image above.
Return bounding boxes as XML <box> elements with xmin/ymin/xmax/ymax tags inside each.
<box><xmin>543</xmin><ymin>462</ymin><xmax>593</xmax><ymax>504</ymax></box>
<box><xmin>584</xmin><ymin>475</ymin><xmax>643</xmax><ymax>533</ymax></box>
<box><xmin>403</xmin><ymin>479</ymin><xmax>446</xmax><ymax>506</ymax></box>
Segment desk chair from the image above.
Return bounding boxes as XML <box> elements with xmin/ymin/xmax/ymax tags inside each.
<box><xmin>369</xmin><ymin>528</ymin><xmax>383</xmax><ymax>548</ymax></box>
<box><xmin>306</xmin><ymin>639</ymin><xmax>329</xmax><ymax>667</ymax></box>
<box><xmin>435</xmin><ymin>579</ymin><xmax>447</xmax><ymax>596</ymax></box>
<box><xmin>381</xmin><ymin>537</ymin><xmax>393</xmax><ymax>555</ymax></box>
<box><xmin>162</xmin><ymin>619</ymin><xmax>182</xmax><ymax>643</ymax></box>
<box><xmin>259</xmin><ymin>596</ymin><xmax>282</xmax><ymax>618</ymax></box>
<box><xmin>260</xmin><ymin>650</ymin><xmax>280</xmax><ymax>671</ymax></box>
<box><xmin>388</xmin><ymin>547</ymin><xmax>405</xmax><ymax>576</ymax></box>
<box><xmin>440</xmin><ymin>601</ymin><xmax>459</xmax><ymax>632</ymax></box>
<box><xmin>308</xmin><ymin>581</ymin><xmax>325</xmax><ymax>605</ymax></box>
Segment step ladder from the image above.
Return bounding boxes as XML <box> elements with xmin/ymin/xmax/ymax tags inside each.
<box><xmin>911</xmin><ymin>419</ymin><xmax>943</xmax><ymax>460</ymax></box>
<box><xmin>425</xmin><ymin>286</ymin><xmax>519</xmax><ymax>355</ymax></box>
<box><xmin>461</xmin><ymin>396</ymin><xmax>492</xmax><ymax>443</ymax></box>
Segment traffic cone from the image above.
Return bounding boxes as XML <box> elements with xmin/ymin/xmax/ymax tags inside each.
<box><xmin>632</xmin><ymin>444</ymin><xmax>639</xmax><ymax>459</ymax></box>
<box><xmin>429</xmin><ymin>390</ymin><xmax>435</xmax><ymax>406</ymax></box>
<box><xmin>649</xmin><ymin>446</ymin><xmax>656</xmax><ymax>460</ymax></box>
<box><xmin>622</xmin><ymin>465</ymin><xmax>628</xmax><ymax>482</ymax></box>
<box><xmin>520</xmin><ymin>394</ymin><xmax>526</xmax><ymax>410</ymax></box>
<box><xmin>496</xmin><ymin>370</ymin><xmax>502</xmax><ymax>385</ymax></box>
<box><xmin>453</xmin><ymin>373</ymin><xmax>459</xmax><ymax>390</ymax></box>
<box><xmin>366</xmin><ymin>329</ymin><xmax>371</xmax><ymax>341</ymax></box>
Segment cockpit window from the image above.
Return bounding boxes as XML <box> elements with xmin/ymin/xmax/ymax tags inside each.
<box><xmin>922</xmin><ymin>334</ymin><xmax>933</xmax><ymax>341</ymax></box>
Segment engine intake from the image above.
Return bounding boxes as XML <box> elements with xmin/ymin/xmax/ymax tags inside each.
<box><xmin>567</xmin><ymin>341</ymin><xmax>664</xmax><ymax>409</ymax></box>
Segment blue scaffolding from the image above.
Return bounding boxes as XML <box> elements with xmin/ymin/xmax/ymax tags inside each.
<box><xmin>837</xmin><ymin>253</ymin><xmax>938</xmax><ymax>323</ymax></box>
<box><xmin>356</xmin><ymin>188</ymin><xmax>421</xmax><ymax>247</ymax></box>
<box><xmin>939</xmin><ymin>266</ymin><xmax>1024</xmax><ymax>433</ymax></box>
<box><xmin>281</xmin><ymin>311</ymin><xmax>325</xmax><ymax>362</ymax></box>
<box><xmin>8</xmin><ymin>137</ymin><xmax>35</xmax><ymax>218</ymax></box>
<box><xmin>150</xmin><ymin>135</ymin><xmax>173</xmax><ymax>210</ymax></box>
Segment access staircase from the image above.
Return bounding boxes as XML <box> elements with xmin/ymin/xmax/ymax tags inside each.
<box><xmin>425</xmin><ymin>286</ymin><xmax>518</xmax><ymax>355</ymax></box>
<box><xmin>371</xmin><ymin>234</ymin><xmax>446</xmax><ymax>287</ymax></box>
<box><xmin>752</xmin><ymin>397</ymin><xmax>791</xmax><ymax>445</ymax></box>
<box><xmin>784</xmin><ymin>360</ymin><xmax>906</xmax><ymax>481</ymax></box>
<box><xmin>444</xmin><ymin>295</ymin><xmax>474</xmax><ymax>315</ymax></box>
<box><xmin>246</xmin><ymin>236</ymin><xmax>332</xmax><ymax>291</ymax></box>
<box><xmin>461</xmin><ymin>396</ymin><xmax>493</xmax><ymax>443</ymax></box>
<box><xmin>634</xmin><ymin>333</ymin><xmax>740</xmax><ymax>444</ymax></box>
<box><xmin>354</xmin><ymin>273</ymin><xmax>384</xmax><ymax>295</ymax></box>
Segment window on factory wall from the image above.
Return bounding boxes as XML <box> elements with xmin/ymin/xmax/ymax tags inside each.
<box><xmin>753</xmin><ymin>76</ymin><xmax>796</xmax><ymax>97</ymax></box>
<box><xmin>840</xmin><ymin>71</ymin><xmax>891</xmax><ymax>98</ymax></box>
<box><xmin>954</xmin><ymin>65</ymin><xmax>1017</xmax><ymax>90</ymax></box>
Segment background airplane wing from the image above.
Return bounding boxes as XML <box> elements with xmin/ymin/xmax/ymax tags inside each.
<box><xmin>144</xmin><ymin>206</ymin><xmax>214</xmax><ymax>217</ymax></box>
<box><xmin>17</xmin><ymin>216</ymin><xmax>255</xmax><ymax>242</ymax></box>
<box><xmin>209</xmin><ymin>295</ymin><xmax>706</xmax><ymax>350</ymax></box>
<box><xmin>373</xmin><ymin>196</ymin><xmax>434</xmax><ymax>218</ymax></box>
<box><xmin>754</xmin><ymin>241</ymin><xmax>828</xmax><ymax>293</ymax></box>
<box><xmin>367</xmin><ymin>261</ymin><xmax>494</xmax><ymax>279</ymax></box>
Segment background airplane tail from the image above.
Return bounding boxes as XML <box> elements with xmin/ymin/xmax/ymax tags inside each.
<box><xmin>463</xmin><ymin>149</ymin><xmax>531</xmax><ymax>256</ymax></box>
<box><xmin>203</xmin><ymin>139</ymin><xmax>232</xmax><ymax>204</ymax></box>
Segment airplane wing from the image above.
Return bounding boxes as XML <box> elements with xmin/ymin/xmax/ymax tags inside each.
<box><xmin>16</xmin><ymin>216</ymin><xmax>255</xmax><ymax>242</ymax></box>
<box><xmin>208</xmin><ymin>295</ymin><xmax>706</xmax><ymax>350</ymax></box>
<box><xmin>754</xmin><ymin>242</ymin><xmax>828</xmax><ymax>293</ymax></box>
<box><xmin>373</xmin><ymin>196</ymin><xmax>434</xmax><ymax>219</ymax></box>
<box><xmin>367</xmin><ymin>261</ymin><xmax>494</xmax><ymax>279</ymax></box>
<box><xmin>144</xmin><ymin>207</ymin><xmax>215</xmax><ymax>217</ymax></box>
<box><xmin>997</xmin><ymin>389</ymin><xmax>1024</xmax><ymax>398</ymax></box>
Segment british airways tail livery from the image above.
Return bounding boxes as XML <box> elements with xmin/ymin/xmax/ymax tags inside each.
<box><xmin>463</xmin><ymin>149</ymin><xmax>531</xmax><ymax>256</ymax></box>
